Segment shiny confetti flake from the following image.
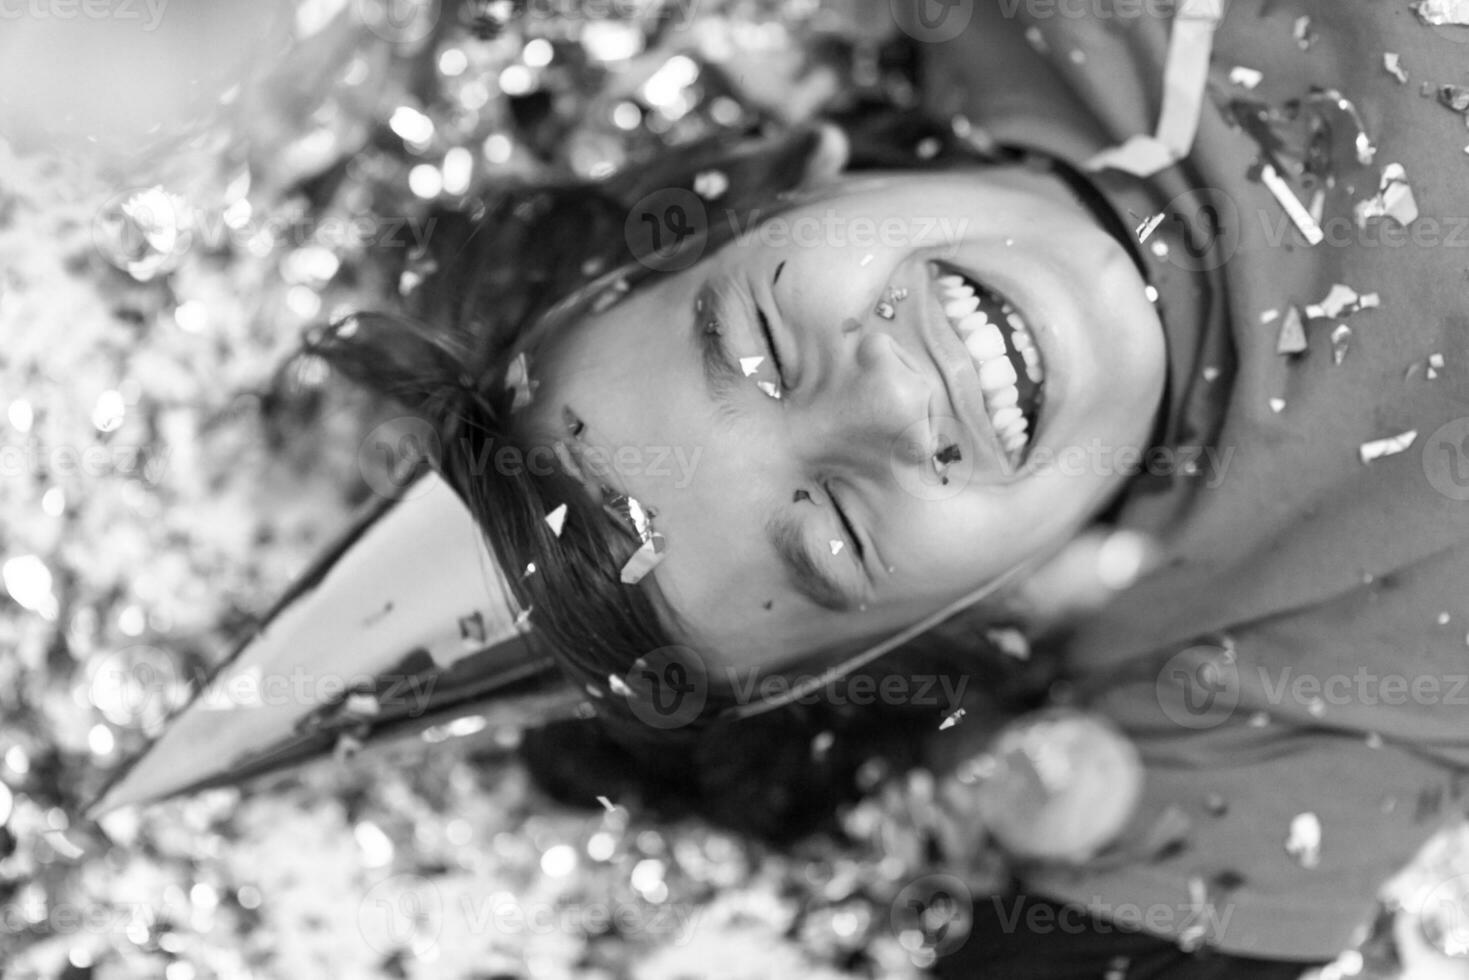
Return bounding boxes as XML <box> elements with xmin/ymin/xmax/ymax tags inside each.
<box><xmin>756</xmin><ymin>380</ymin><xmax>781</xmax><ymax>400</ymax></box>
<box><xmin>1331</xmin><ymin>324</ymin><xmax>1353</xmax><ymax>365</ymax></box>
<box><xmin>544</xmin><ymin>503</ymin><xmax>568</xmax><ymax>536</ymax></box>
<box><xmin>985</xmin><ymin>626</ymin><xmax>1031</xmax><ymax>661</ymax></box>
<box><xmin>693</xmin><ymin>169</ymin><xmax>728</xmax><ymax>200</ymax></box>
<box><xmin>938</xmin><ymin>708</ymin><xmax>966</xmax><ymax>730</ymax></box>
<box><xmin>739</xmin><ymin>355</ymin><xmax>764</xmax><ymax>377</ymax></box>
<box><xmin>505</xmin><ymin>352</ymin><xmax>536</xmax><ymax>411</ymax></box>
<box><xmin>1354</xmin><ymin>163</ymin><xmax>1419</xmax><ymax>228</ymax></box>
<box><xmin>1286</xmin><ymin>811</ymin><xmax>1323</xmax><ymax>868</ymax></box>
<box><xmin>1412</xmin><ymin>0</ymin><xmax>1469</xmax><ymax>25</ymax></box>
<box><xmin>1135</xmin><ymin>212</ymin><xmax>1165</xmax><ymax>242</ymax></box>
<box><xmin>1304</xmin><ymin>283</ymin><xmax>1378</xmax><ymax>320</ymax></box>
<box><xmin>1383</xmin><ymin>52</ymin><xmax>1408</xmax><ymax>84</ymax></box>
<box><xmin>1275</xmin><ymin>306</ymin><xmax>1306</xmax><ymax>354</ymax></box>
<box><xmin>1228</xmin><ymin>66</ymin><xmax>1262</xmax><ymax>90</ymax></box>
<box><xmin>1359</xmin><ymin>429</ymin><xmax>1418</xmax><ymax>463</ymax></box>
<box><xmin>829</xmin><ymin>539</ymin><xmax>844</xmax><ymax>556</ymax></box>
<box><xmin>619</xmin><ymin>533</ymin><xmax>666</xmax><ymax>584</ymax></box>
<box><xmin>1259</xmin><ymin>163</ymin><xmax>1324</xmax><ymax>245</ymax></box>
<box><xmin>1269</xmin><ymin>397</ymin><xmax>1286</xmax><ymax>414</ymax></box>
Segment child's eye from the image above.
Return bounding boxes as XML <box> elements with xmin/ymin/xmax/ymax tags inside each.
<box><xmin>756</xmin><ymin>305</ymin><xmax>788</xmax><ymax>390</ymax></box>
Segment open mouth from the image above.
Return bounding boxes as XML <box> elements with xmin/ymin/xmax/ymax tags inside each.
<box><xmin>928</xmin><ymin>262</ymin><xmax>1046</xmax><ymax>465</ymax></box>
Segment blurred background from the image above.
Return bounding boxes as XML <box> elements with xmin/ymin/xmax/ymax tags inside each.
<box><xmin>0</xmin><ymin>0</ymin><xmax>993</xmax><ymax>977</ymax></box>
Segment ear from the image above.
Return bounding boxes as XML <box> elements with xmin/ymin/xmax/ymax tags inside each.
<box><xmin>799</xmin><ymin>123</ymin><xmax>850</xmax><ymax>187</ymax></box>
<box><xmin>998</xmin><ymin>528</ymin><xmax>1160</xmax><ymax>633</ymax></box>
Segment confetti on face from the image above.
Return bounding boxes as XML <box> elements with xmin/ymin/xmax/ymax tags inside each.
<box><xmin>1383</xmin><ymin>52</ymin><xmax>1408</xmax><ymax>84</ymax></box>
<box><xmin>739</xmin><ymin>355</ymin><xmax>764</xmax><ymax>377</ymax></box>
<box><xmin>1330</xmin><ymin>324</ymin><xmax>1352</xmax><ymax>365</ymax></box>
<box><xmin>1285</xmin><ymin>811</ymin><xmax>1322</xmax><ymax>868</ymax></box>
<box><xmin>829</xmin><ymin>539</ymin><xmax>844</xmax><ymax>556</ymax></box>
<box><xmin>756</xmin><ymin>380</ymin><xmax>781</xmax><ymax>400</ymax></box>
<box><xmin>1359</xmin><ymin>429</ymin><xmax>1418</xmax><ymax>463</ymax></box>
<box><xmin>1268</xmin><ymin>397</ymin><xmax>1286</xmax><ymax>414</ymax></box>
<box><xmin>1354</xmin><ymin>163</ymin><xmax>1418</xmax><ymax>228</ymax></box>
<box><xmin>1258</xmin><ymin>163</ymin><xmax>1323</xmax><ymax>245</ymax></box>
<box><xmin>544</xmin><ymin>503</ymin><xmax>568</xmax><ymax>536</ymax></box>
<box><xmin>1275</xmin><ymin>306</ymin><xmax>1307</xmax><ymax>355</ymax></box>
<box><xmin>505</xmin><ymin>352</ymin><xmax>537</xmax><ymax>411</ymax></box>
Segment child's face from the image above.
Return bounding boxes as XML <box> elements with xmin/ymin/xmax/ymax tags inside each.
<box><xmin>537</xmin><ymin>168</ymin><xmax>1166</xmax><ymax>669</ymax></box>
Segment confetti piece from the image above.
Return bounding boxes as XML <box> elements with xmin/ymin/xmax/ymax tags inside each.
<box><xmin>1293</xmin><ymin>15</ymin><xmax>1314</xmax><ymax>49</ymax></box>
<box><xmin>544</xmin><ymin>503</ymin><xmax>568</xmax><ymax>536</ymax></box>
<box><xmin>1135</xmin><ymin>212</ymin><xmax>1165</xmax><ymax>241</ymax></box>
<box><xmin>1428</xmin><ymin>352</ymin><xmax>1445</xmax><ymax>379</ymax></box>
<box><xmin>1228</xmin><ymin>66</ymin><xmax>1262</xmax><ymax>90</ymax></box>
<box><xmin>1259</xmin><ymin>308</ymin><xmax>1280</xmax><ymax>324</ymax></box>
<box><xmin>619</xmin><ymin>533</ymin><xmax>665</xmax><ymax>584</ymax></box>
<box><xmin>859</xmin><ymin>253</ymin><xmax>874</xmax><ymax>267</ymax></box>
<box><xmin>1412</xmin><ymin>0</ymin><xmax>1469</xmax><ymax>25</ymax></box>
<box><xmin>1383</xmin><ymin>52</ymin><xmax>1408</xmax><ymax>84</ymax></box>
<box><xmin>345</xmin><ymin>693</ymin><xmax>381</xmax><ymax>716</ymax></box>
<box><xmin>756</xmin><ymin>380</ymin><xmax>781</xmax><ymax>400</ymax></box>
<box><xmin>1359</xmin><ymin>429</ymin><xmax>1418</xmax><ymax>463</ymax></box>
<box><xmin>1438</xmin><ymin>84</ymin><xmax>1469</xmax><ymax>115</ymax></box>
<box><xmin>1305</xmin><ymin>283</ymin><xmax>1373</xmax><ymax>320</ymax></box>
<box><xmin>1331</xmin><ymin>324</ymin><xmax>1352</xmax><ymax>365</ymax></box>
<box><xmin>938</xmin><ymin>708</ymin><xmax>966</xmax><ymax>731</ymax></box>
<box><xmin>1202</xmin><ymin>366</ymin><xmax>1221</xmax><ymax>382</ymax></box>
<box><xmin>1269</xmin><ymin>397</ymin><xmax>1286</xmax><ymax>413</ymax></box>
<box><xmin>1259</xmin><ymin>163</ymin><xmax>1324</xmax><ymax>245</ymax></box>
<box><xmin>1144</xmin><ymin>285</ymin><xmax>1160</xmax><ymax>303</ymax></box>
<box><xmin>1275</xmin><ymin>306</ymin><xmax>1306</xmax><ymax>354</ymax></box>
<box><xmin>1308</xmin><ymin>89</ymin><xmax>1377</xmax><ymax>165</ymax></box>
<box><xmin>829</xmin><ymin>539</ymin><xmax>844</xmax><ymax>556</ymax></box>
<box><xmin>513</xmin><ymin>607</ymin><xmax>531</xmax><ymax>627</ymax></box>
<box><xmin>608</xmin><ymin>674</ymin><xmax>633</xmax><ymax>697</ymax></box>
<box><xmin>1354</xmin><ymin>162</ymin><xmax>1418</xmax><ymax>228</ymax></box>
<box><xmin>1285</xmin><ymin>811</ymin><xmax>1322</xmax><ymax>868</ymax></box>
<box><xmin>505</xmin><ymin>352</ymin><xmax>536</xmax><ymax>411</ymax></box>
<box><xmin>985</xmin><ymin>627</ymin><xmax>1030</xmax><ymax>661</ymax></box>
<box><xmin>590</xmin><ymin>277</ymin><xmax>630</xmax><ymax>313</ymax></box>
<box><xmin>693</xmin><ymin>169</ymin><xmax>728</xmax><ymax>200</ymax></box>
<box><xmin>596</xmin><ymin>795</ymin><xmax>616</xmax><ymax>811</ymax></box>
<box><xmin>739</xmin><ymin>355</ymin><xmax>764</xmax><ymax>377</ymax></box>
<box><xmin>811</xmin><ymin>730</ymin><xmax>835</xmax><ymax>758</ymax></box>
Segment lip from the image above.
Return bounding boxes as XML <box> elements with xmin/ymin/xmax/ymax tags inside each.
<box><xmin>913</xmin><ymin>260</ymin><xmax>1026</xmax><ymax>480</ymax></box>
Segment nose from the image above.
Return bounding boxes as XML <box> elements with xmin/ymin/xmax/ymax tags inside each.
<box><xmin>794</xmin><ymin>328</ymin><xmax>933</xmax><ymax>473</ymax></box>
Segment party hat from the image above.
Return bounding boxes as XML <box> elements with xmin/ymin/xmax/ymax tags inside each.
<box><xmin>86</xmin><ymin>469</ymin><xmax>585</xmax><ymax>818</ymax></box>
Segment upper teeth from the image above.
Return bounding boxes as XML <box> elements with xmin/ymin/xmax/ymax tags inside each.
<box><xmin>935</xmin><ymin>273</ymin><xmax>1044</xmax><ymax>461</ymax></box>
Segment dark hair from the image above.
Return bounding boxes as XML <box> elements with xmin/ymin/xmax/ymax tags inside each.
<box><xmin>308</xmin><ymin>103</ymin><xmax>1052</xmax><ymax>839</ymax></box>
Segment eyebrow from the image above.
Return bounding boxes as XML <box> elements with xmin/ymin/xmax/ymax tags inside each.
<box><xmin>766</xmin><ymin>511</ymin><xmax>859</xmax><ymax>612</ymax></box>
